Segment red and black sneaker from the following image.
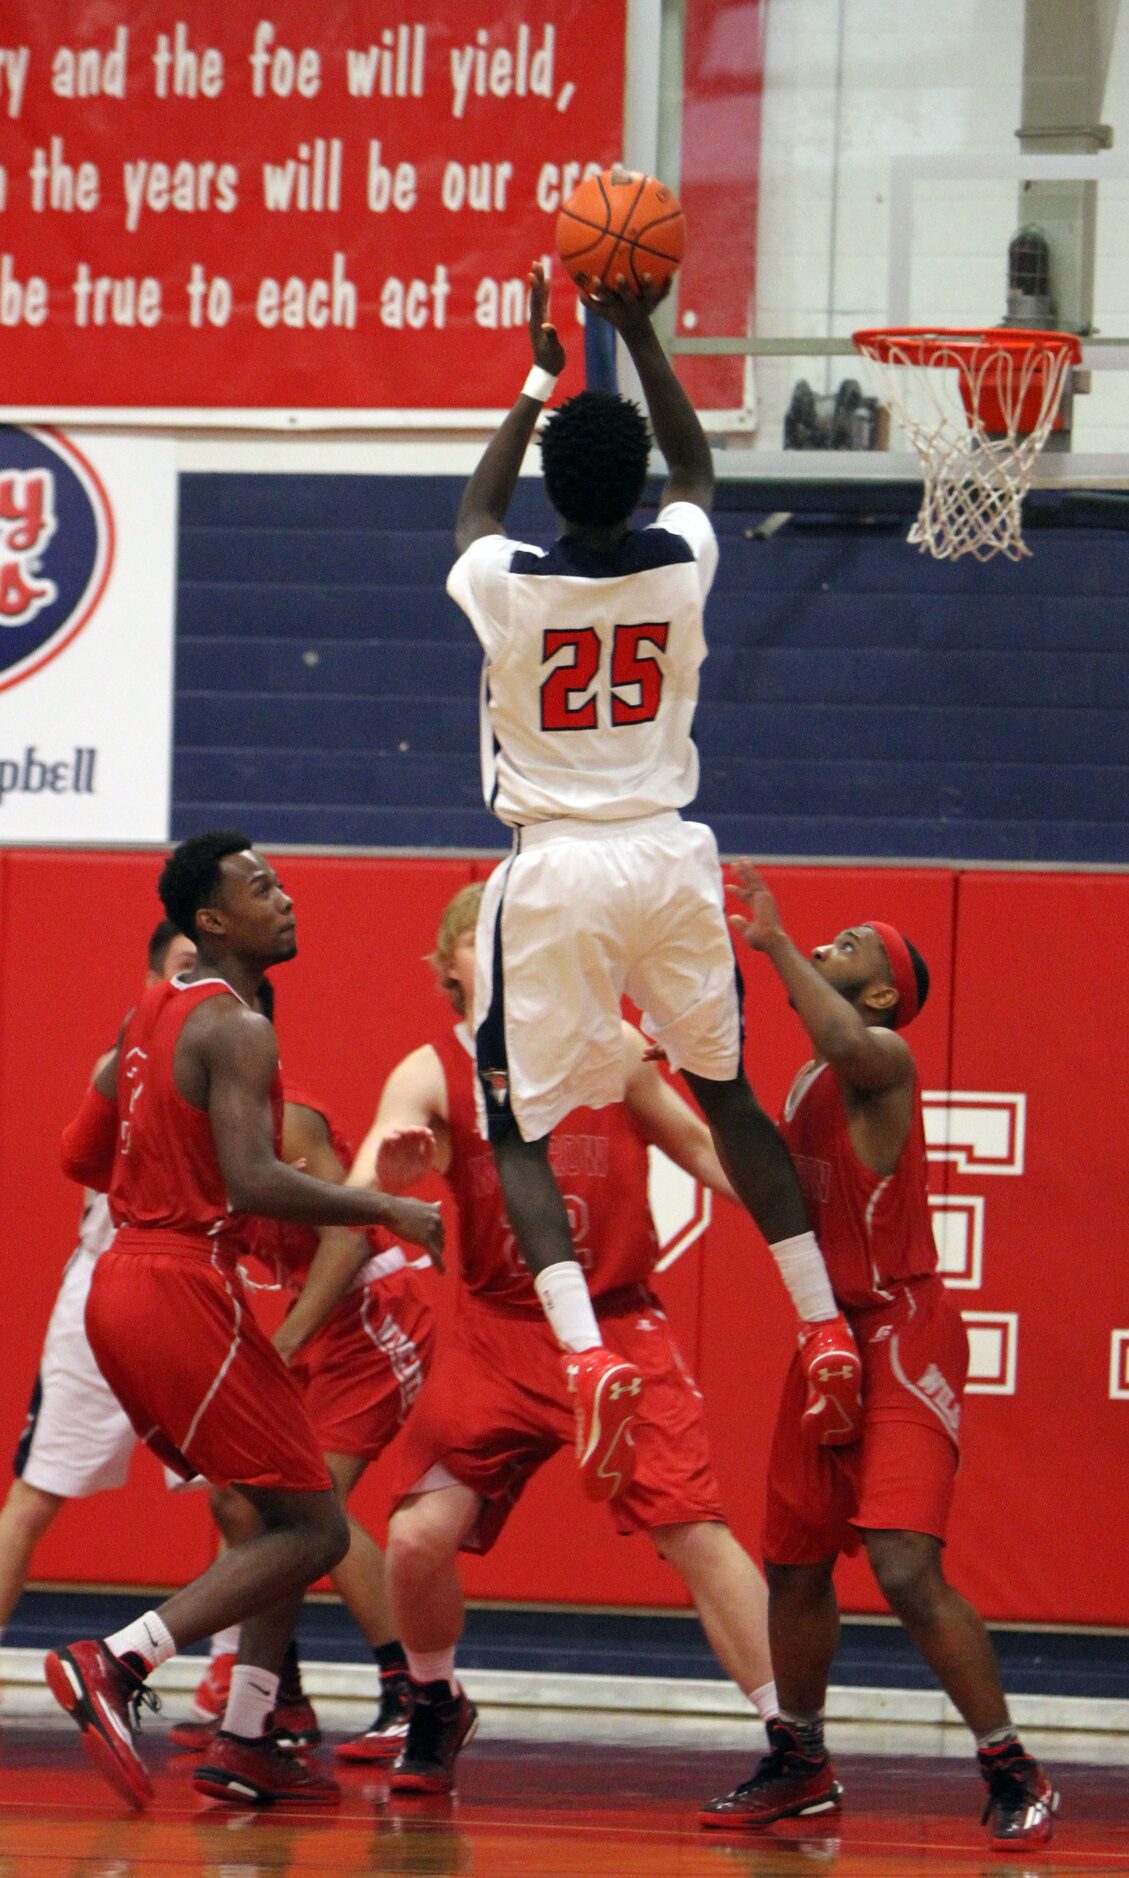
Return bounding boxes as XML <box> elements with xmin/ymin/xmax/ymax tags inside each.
<box><xmin>388</xmin><ymin>1682</ymin><xmax>478</xmax><ymax>1794</ymax></box>
<box><xmin>335</xmin><ymin>1667</ymin><xmax>414</xmax><ymax>1763</ymax></box>
<box><xmin>44</xmin><ymin>1639</ymin><xmax>159</xmax><ymax>1811</ymax></box>
<box><xmin>979</xmin><ymin>1740</ymin><xmax>1058</xmax><ymax>1849</ymax></box>
<box><xmin>194</xmin><ymin>1731</ymin><xmax>340</xmax><ymax>1805</ymax></box>
<box><xmin>700</xmin><ymin>1720</ymin><xmax>843</xmax><ymax>1829</ymax></box>
<box><xmin>562</xmin><ymin>1347</ymin><xmax>642</xmax><ymax>1501</ymax></box>
<box><xmin>797</xmin><ymin>1314</ymin><xmax>863</xmax><ymax>1447</ymax></box>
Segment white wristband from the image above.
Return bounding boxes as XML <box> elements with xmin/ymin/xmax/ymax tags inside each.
<box><xmin>522</xmin><ymin>365</ymin><xmax>559</xmax><ymax>403</ymax></box>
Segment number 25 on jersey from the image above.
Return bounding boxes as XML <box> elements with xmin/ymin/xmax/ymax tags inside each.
<box><xmin>540</xmin><ymin>622</ymin><xmax>670</xmax><ymax>732</ymax></box>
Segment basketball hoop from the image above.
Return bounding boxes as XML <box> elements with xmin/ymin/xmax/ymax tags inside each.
<box><xmin>853</xmin><ymin>327</ymin><xmax>1083</xmax><ymax>562</ymax></box>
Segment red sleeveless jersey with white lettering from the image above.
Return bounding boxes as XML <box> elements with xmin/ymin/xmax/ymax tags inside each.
<box><xmin>433</xmin><ymin>1024</ymin><xmax>658</xmax><ymax>1311</ymax></box>
<box><xmin>109</xmin><ymin>977</ymin><xmax>282</xmax><ymax>1261</ymax></box>
<box><xmin>779</xmin><ymin>1059</ymin><xmax>937</xmax><ymax>1311</ymax></box>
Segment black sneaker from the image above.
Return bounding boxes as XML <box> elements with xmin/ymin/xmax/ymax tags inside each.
<box><xmin>700</xmin><ymin>1719</ymin><xmax>843</xmax><ymax>1828</ymax></box>
<box><xmin>335</xmin><ymin>1668</ymin><xmax>414</xmax><ymax>1763</ymax></box>
<box><xmin>388</xmin><ymin>1681</ymin><xmax>478</xmax><ymax>1793</ymax></box>
<box><xmin>979</xmin><ymin>1740</ymin><xmax>1058</xmax><ymax>1849</ymax></box>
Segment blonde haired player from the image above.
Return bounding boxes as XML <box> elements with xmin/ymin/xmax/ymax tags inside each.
<box><xmin>447</xmin><ymin>262</ymin><xmax>861</xmax><ymax>1495</ymax></box>
<box><xmin>346</xmin><ymin>881</ymin><xmax>780</xmax><ymax>1794</ymax></box>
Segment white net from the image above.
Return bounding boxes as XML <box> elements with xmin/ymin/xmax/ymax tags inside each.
<box><xmin>853</xmin><ymin>329</ymin><xmax>1081</xmax><ymax>562</ymax></box>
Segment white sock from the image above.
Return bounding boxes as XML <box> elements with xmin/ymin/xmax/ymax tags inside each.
<box><xmin>976</xmin><ymin>1722</ymin><xmax>1019</xmax><ymax>1751</ymax></box>
<box><xmin>533</xmin><ymin>1261</ymin><xmax>602</xmax><ymax>1352</ymax></box>
<box><xmin>747</xmin><ymin>1678</ymin><xmax>779</xmax><ymax>1722</ymax></box>
<box><xmin>768</xmin><ymin>1231</ymin><xmax>837</xmax><ymax>1323</ymax></box>
<box><xmin>210</xmin><ymin>1625</ymin><xmax>241</xmax><ymax>1657</ymax></box>
<box><xmin>105</xmin><ymin>1611</ymin><xmax>177</xmax><ymax>1673</ymax></box>
<box><xmin>406</xmin><ymin>1646</ymin><xmax>458</xmax><ymax>1692</ymax></box>
<box><xmin>222</xmin><ymin>1664</ymin><xmax>280</xmax><ymax>1740</ymax></box>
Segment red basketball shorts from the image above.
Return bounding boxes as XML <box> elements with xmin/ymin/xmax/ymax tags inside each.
<box><xmin>86</xmin><ymin>1238</ymin><xmax>331</xmax><ymax>1493</ymax></box>
<box><xmin>764</xmin><ymin>1276</ymin><xmax>969</xmax><ymax>1566</ymax></box>
<box><xmin>290</xmin><ymin>1270</ymin><xmax>435</xmax><ymax>1460</ymax></box>
<box><xmin>390</xmin><ymin>1289</ymin><xmax>724</xmax><ymax>1549</ymax></box>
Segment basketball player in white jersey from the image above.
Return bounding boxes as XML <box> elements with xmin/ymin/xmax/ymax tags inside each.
<box><xmin>0</xmin><ymin>920</ymin><xmax>196</xmax><ymax>1646</ymax></box>
<box><xmin>447</xmin><ymin>262</ymin><xmax>862</xmax><ymax>1495</ymax></box>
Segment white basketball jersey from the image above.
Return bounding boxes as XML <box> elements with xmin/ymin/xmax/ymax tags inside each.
<box><xmin>447</xmin><ymin>502</ymin><xmax>718</xmax><ymax>825</ymax></box>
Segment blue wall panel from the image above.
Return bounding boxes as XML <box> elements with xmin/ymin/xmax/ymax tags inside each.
<box><xmin>172</xmin><ymin>475</ymin><xmax>1129</xmax><ymax>862</ymax></box>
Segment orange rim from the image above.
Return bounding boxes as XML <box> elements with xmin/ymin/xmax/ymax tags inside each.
<box><xmin>853</xmin><ymin>325</ymin><xmax>1083</xmax><ymax>367</ymax></box>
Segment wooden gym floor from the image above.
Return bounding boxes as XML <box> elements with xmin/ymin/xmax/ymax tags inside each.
<box><xmin>1</xmin><ymin>1709</ymin><xmax>1128</xmax><ymax>1877</ymax></box>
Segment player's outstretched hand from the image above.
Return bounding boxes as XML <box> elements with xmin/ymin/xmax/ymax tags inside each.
<box><xmin>579</xmin><ymin>274</ymin><xmax>672</xmax><ymax>333</ymax></box>
<box><xmin>728</xmin><ymin>860</ymin><xmax>784</xmax><ymax>952</ymax></box>
<box><xmin>529</xmin><ymin>260</ymin><xmax>566</xmax><ymax>376</ymax></box>
<box><xmin>381</xmin><ymin>1194</ymin><xmax>445</xmax><ymax>1271</ymax></box>
<box><xmin>376</xmin><ymin>1126</ymin><xmax>437</xmax><ymax>1191</ymax></box>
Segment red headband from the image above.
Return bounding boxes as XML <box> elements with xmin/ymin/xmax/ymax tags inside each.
<box><xmin>865</xmin><ymin>921</ymin><xmax>920</xmax><ymax>1028</ymax></box>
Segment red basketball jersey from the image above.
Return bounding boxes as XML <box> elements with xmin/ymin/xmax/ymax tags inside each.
<box><xmin>109</xmin><ymin>977</ymin><xmax>283</xmax><ymax>1261</ymax></box>
<box><xmin>779</xmin><ymin>1058</ymin><xmax>937</xmax><ymax>1311</ymax></box>
<box><xmin>248</xmin><ymin>1082</ymin><xmax>375</xmax><ymax>1287</ymax></box>
<box><xmin>433</xmin><ymin>1024</ymin><xmax>659</xmax><ymax>1310</ymax></box>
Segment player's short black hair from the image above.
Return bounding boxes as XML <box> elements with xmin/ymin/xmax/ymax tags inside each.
<box><xmin>539</xmin><ymin>390</ymin><xmax>651</xmax><ymax>527</ymax></box>
<box><xmin>147</xmin><ymin>917</ymin><xmax>184</xmax><ymax>973</ymax></box>
<box><xmin>158</xmin><ymin>830</ymin><xmax>253</xmax><ymax>941</ymax></box>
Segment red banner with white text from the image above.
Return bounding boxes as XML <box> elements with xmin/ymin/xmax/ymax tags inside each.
<box><xmin>0</xmin><ymin>2</ymin><xmax>625</xmax><ymax>414</ymax></box>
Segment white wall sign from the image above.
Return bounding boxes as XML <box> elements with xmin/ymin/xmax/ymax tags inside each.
<box><xmin>0</xmin><ymin>428</ymin><xmax>176</xmax><ymax>842</ymax></box>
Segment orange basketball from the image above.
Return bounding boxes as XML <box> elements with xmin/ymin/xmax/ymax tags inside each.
<box><xmin>555</xmin><ymin>167</ymin><xmax>685</xmax><ymax>295</ymax></box>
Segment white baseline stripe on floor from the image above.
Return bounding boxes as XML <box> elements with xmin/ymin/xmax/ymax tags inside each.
<box><xmin>2</xmin><ymin>1647</ymin><xmax>1124</xmax><ymax>1736</ymax></box>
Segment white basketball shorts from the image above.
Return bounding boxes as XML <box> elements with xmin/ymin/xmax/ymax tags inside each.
<box><xmin>16</xmin><ymin>1246</ymin><xmax>136</xmax><ymax>1498</ymax></box>
<box><xmin>474</xmin><ymin>812</ymin><xmax>743</xmax><ymax>1141</ymax></box>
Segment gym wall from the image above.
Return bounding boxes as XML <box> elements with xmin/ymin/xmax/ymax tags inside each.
<box><xmin>1</xmin><ymin>848</ymin><xmax>1125</xmax><ymax>1625</ymax></box>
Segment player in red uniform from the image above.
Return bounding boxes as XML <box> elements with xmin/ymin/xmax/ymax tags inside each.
<box><xmin>344</xmin><ymin>882</ymin><xmax>781</xmax><ymax>1791</ymax></box>
<box><xmin>171</xmin><ymin>1054</ymin><xmax>434</xmax><ymax>1762</ymax></box>
<box><xmin>46</xmin><ymin>831</ymin><xmax>442</xmax><ymax>1811</ymax></box>
<box><xmin>700</xmin><ymin>865</ymin><xmax>1057</xmax><ymax>1853</ymax></box>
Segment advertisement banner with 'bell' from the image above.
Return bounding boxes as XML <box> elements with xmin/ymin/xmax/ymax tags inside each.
<box><xmin>0</xmin><ymin>426</ymin><xmax>175</xmax><ymax>840</ymax></box>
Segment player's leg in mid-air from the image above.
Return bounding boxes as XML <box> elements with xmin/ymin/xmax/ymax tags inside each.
<box><xmin>474</xmin><ymin>850</ymin><xmax>646</xmax><ymax>1501</ymax></box>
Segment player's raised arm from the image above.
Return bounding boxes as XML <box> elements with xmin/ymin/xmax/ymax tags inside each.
<box><xmin>347</xmin><ymin>1046</ymin><xmax>448</xmax><ymax>1192</ymax></box>
<box><xmin>729</xmin><ymin>864</ymin><xmax>912</xmax><ymax>1094</ymax></box>
<box><xmin>583</xmin><ymin>279</ymin><xmax>713</xmax><ymax>512</ymax></box>
<box><xmin>454</xmin><ymin>261</ymin><xmax>567</xmax><ymax>551</ymax></box>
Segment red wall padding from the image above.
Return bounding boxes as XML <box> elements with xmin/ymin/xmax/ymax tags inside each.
<box><xmin>2</xmin><ymin>851</ymin><xmax>1126</xmax><ymax>1623</ymax></box>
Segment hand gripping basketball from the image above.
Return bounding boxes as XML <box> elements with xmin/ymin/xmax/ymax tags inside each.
<box><xmin>797</xmin><ymin>1313</ymin><xmax>863</xmax><ymax>1447</ymax></box>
